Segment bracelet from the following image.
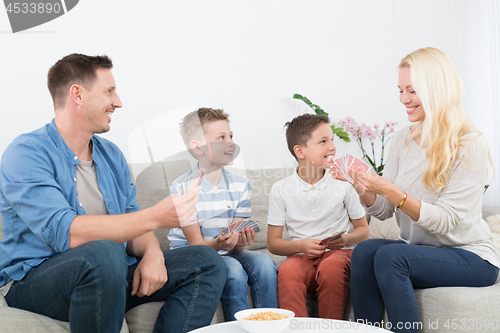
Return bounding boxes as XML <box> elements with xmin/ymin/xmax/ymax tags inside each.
<box><xmin>395</xmin><ymin>192</ymin><xmax>407</xmax><ymax>212</ymax></box>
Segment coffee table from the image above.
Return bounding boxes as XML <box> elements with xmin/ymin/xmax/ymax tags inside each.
<box><xmin>188</xmin><ymin>318</ymin><xmax>391</xmax><ymax>332</ymax></box>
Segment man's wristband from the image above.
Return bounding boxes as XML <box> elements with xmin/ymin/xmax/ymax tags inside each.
<box><xmin>395</xmin><ymin>192</ymin><xmax>407</xmax><ymax>212</ymax></box>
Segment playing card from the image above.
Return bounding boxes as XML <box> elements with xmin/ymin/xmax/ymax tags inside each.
<box><xmin>238</xmin><ymin>219</ymin><xmax>258</xmax><ymax>233</ymax></box>
<box><xmin>347</xmin><ymin>154</ymin><xmax>355</xmax><ymax>168</ymax></box>
<box><xmin>339</xmin><ymin>156</ymin><xmax>348</xmax><ymax>171</ymax></box>
<box><xmin>238</xmin><ymin>219</ymin><xmax>251</xmax><ymax>231</ymax></box>
<box><xmin>247</xmin><ymin>219</ymin><xmax>261</xmax><ymax>233</ymax></box>
<box><xmin>350</xmin><ymin>157</ymin><xmax>370</xmax><ymax>173</ymax></box>
<box><xmin>228</xmin><ymin>220</ymin><xmax>238</xmax><ymax>233</ymax></box>
<box><xmin>219</xmin><ymin>218</ymin><xmax>261</xmax><ymax>235</ymax></box>
<box><xmin>319</xmin><ymin>230</ymin><xmax>347</xmax><ymax>245</ymax></box>
<box><xmin>180</xmin><ymin>169</ymin><xmax>205</xmax><ymax>194</ymax></box>
<box><xmin>233</xmin><ymin>220</ymin><xmax>244</xmax><ymax>233</ymax></box>
<box><xmin>251</xmin><ymin>224</ymin><xmax>261</xmax><ymax>233</ymax></box>
<box><xmin>332</xmin><ymin>157</ymin><xmax>354</xmax><ymax>184</ymax></box>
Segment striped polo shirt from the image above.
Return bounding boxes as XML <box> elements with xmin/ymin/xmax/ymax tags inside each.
<box><xmin>167</xmin><ymin>166</ymin><xmax>251</xmax><ymax>253</ymax></box>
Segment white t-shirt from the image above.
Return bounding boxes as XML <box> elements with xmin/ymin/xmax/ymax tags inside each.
<box><xmin>267</xmin><ymin>169</ymin><xmax>365</xmax><ymax>250</ymax></box>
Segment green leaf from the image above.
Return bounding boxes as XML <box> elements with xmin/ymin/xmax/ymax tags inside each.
<box><xmin>342</xmin><ymin>137</ymin><xmax>351</xmax><ymax>142</ymax></box>
<box><xmin>293</xmin><ymin>94</ymin><xmax>328</xmax><ymax>116</ymax></box>
<box><xmin>364</xmin><ymin>155</ymin><xmax>376</xmax><ymax>168</ymax></box>
<box><xmin>377</xmin><ymin>165</ymin><xmax>385</xmax><ymax>176</ymax></box>
<box><xmin>293</xmin><ymin>94</ymin><xmax>313</xmax><ymax>107</ymax></box>
<box><xmin>331</xmin><ymin>126</ymin><xmax>342</xmax><ymax>134</ymax></box>
<box><xmin>337</xmin><ymin>132</ymin><xmax>349</xmax><ymax>138</ymax></box>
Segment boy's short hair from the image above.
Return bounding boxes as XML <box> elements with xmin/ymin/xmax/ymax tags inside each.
<box><xmin>47</xmin><ymin>53</ymin><xmax>113</xmax><ymax>108</ymax></box>
<box><xmin>180</xmin><ymin>108</ymin><xmax>230</xmax><ymax>147</ymax></box>
<box><xmin>285</xmin><ymin>113</ymin><xmax>330</xmax><ymax>160</ymax></box>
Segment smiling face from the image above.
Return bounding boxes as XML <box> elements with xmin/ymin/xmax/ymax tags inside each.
<box><xmin>199</xmin><ymin>120</ymin><xmax>235</xmax><ymax>168</ymax></box>
<box><xmin>298</xmin><ymin>122</ymin><xmax>336</xmax><ymax>169</ymax></box>
<box><xmin>80</xmin><ymin>68</ymin><xmax>122</xmax><ymax>134</ymax></box>
<box><xmin>398</xmin><ymin>66</ymin><xmax>425</xmax><ymax>123</ymax></box>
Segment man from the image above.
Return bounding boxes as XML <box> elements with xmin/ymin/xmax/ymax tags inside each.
<box><xmin>0</xmin><ymin>54</ymin><xmax>226</xmax><ymax>333</ymax></box>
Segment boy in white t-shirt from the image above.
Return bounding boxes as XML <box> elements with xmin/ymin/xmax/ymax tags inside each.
<box><xmin>267</xmin><ymin>113</ymin><xmax>369</xmax><ymax>319</ymax></box>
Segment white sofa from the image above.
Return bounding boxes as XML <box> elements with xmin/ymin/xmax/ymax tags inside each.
<box><xmin>1</xmin><ymin>161</ymin><xmax>500</xmax><ymax>332</ymax></box>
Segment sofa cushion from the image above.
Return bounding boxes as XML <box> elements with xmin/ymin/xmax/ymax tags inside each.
<box><xmin>416</xmin><ymin>284</ymin><xmax>500</xmax><ymax>333</ymax></box>
<box><xmin>243</xmin><ymin>168</ymin><xmax>295</xmax><ymax>250</ymax></box>
<box><xmin>368</xmin><ymin>215</ymin><xmax>400</xmax><ymax>240</ymax></box>
<box><xmin>134</xmin><ymin>159</ymin><xmax>193</xmax><ymax>251</ymax></box>
<box><xmin>0</xmin><ymin>305</ymin><xmax>129</xmax><ymax>333</ymax></box>
<box><xmin>486</xmin><ymin>214</ymin><xmax>500</xmax><ymax>249</ymax></box>
<box><xmin>482</xmin><ymin>206</ymin><xmax>500</xmax><ymax>220</ymax></box>
<box><xmin>125</xmin><ymin>302</ymin><xmax>163</xmax><ymax>333</ymax></box>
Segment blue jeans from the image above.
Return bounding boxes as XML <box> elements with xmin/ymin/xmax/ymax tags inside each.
<box><xmin>351</xmin><ymin>239</ymin><xmax>499</xmax><ymax>333</ymax></box>
<box><xmin>5</xmin><ymin>240</ymin><xmax>226</xmax><ymax>333</ymax></box>
<box><xmin>220</xmin><ymin>250</ymin><xmax>278</xmax><ymax>321</ymax></box>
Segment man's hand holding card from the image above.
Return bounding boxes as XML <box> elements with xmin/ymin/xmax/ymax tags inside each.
<box><xmin>179</xmin><ymin>168</ymin><xmax>205</xmax><ymax>195</ymax></box>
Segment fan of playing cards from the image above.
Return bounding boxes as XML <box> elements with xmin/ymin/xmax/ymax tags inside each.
<box><xmin>179</xmin><ymin>169</ymin><xmax>205</xmax><ymax>195</ymax></box>
<box><xmin>328</xmin><ymin>154</ymin><xmax>370</xmax><ymax>184</ymax></box>
<box><xmin>219</xmin><ymin>218</ymin><xmax>261</xmax><ymax>235</ymax></box>
<box><xmin>319</xmin><ymin>230</ymin><xmax>347</xmax><ymax>245</ymax></box>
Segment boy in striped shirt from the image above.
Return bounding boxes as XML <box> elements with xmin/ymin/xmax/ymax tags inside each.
<box><xmin>168</xmin><ymin>108</ymin><xmax>278</xmax><ymax>321</ymax></box>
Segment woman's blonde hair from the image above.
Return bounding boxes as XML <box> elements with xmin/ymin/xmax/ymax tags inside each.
<box><xmin>399</xmin><ymin>47</ymin><xmax>489</xmax><ymax>192</ymax></box>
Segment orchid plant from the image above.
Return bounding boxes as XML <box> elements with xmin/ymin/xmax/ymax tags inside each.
<box><xmin>338</xmin><ymin>117</ymin><xmax>397</xmax><ymax>176</ymax></box>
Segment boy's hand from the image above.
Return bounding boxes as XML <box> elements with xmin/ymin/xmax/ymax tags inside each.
<box><xmin>327</xmin><ymin>156</ymin><xmax>348</xmax><ymax>182</ymax></box>
<box><xmin>237</xmin><ymin>227</ymin><xmax>256</xmax><ymax>247</ymax></box>
<box><xmin>217</xmin><ymin>233</ymin><xmax>239</xmax><ymax>252</ymax></box>
<box><xmin>325</xmin><ymin>235</ymin><xmax>347</xmax><ymax>250</ymax></box>
<box><xmin>299</xmin><ymin>239</ymin><xmax>327</xmax><ymax>259</ymax></box>
<box><xmin>330</xmin><ymin>167</ymin><xmax>349</xmax><ymax>182</ymax></box>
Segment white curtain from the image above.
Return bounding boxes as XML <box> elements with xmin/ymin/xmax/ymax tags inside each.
<box><xmin>490</xmin><ymin>0</ymin><xmax>500</xmax><ymax>206</ymax></box>
<box><xmin>448</xmin><ymin>0</ymin><xmax>500</xmax><ymax>206</ymax></box>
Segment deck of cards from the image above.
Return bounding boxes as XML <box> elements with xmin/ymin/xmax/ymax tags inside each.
<box><xmin>328</xmin><ymin>154</ymin><xmax>370</xmax><ymax>184</ymax></box>
<box><xmin>219</xmin><ymin>218</ymin><xmax>261</xmax><ymax>235</ymax></box>
<box><xmin>319</xmin><ymin>230</ymin><xmax>347</xmax><ymax>245</ymax></box>
<box><xmin>179</xmin><ymin>168</ymin><xmax>205</xmax><ymax>195</ymax></box>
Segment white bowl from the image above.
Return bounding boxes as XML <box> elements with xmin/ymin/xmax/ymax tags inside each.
<box><xmin>234</xmin><ymin>308</ymin><xmax>295</xmax><ymax>333</ymax></box>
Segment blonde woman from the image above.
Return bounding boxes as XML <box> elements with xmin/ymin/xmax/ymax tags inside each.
<box><xmin>332</xmin><ymin>47</ymin><xmax>500</xmax><ymax>333</ymax></box>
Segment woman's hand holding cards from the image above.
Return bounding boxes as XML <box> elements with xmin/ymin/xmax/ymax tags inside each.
<box><xmin>349</xmin><ymin>168</ymin><xmax>391</xmax><ymax>196</ymax></box>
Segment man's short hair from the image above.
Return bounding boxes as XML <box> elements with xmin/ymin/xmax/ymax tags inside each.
<box><xmin>180</xmin><ymin>108</ymin><xmax>230</xmax><ymax>147</ymax></box>
<box><xmin>285</xmin><ymin>113</ymin><xmax>330</xmax><ymax>160</ymax></box>
<box><xmin>47</xmin><ymin>53</ymin><xmax>113</xmax><ymax>108</ymax></box>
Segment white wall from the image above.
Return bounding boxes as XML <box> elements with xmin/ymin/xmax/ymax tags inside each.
<box><xmin>0</xmin><ymin>0</ymin><xmax>498</xmax><ymax>204</ymax></box>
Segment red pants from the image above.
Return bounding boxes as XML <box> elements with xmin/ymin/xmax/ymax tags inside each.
<box><xmin>277</xmin><ymin>249</ymin><xmax>352</xmax><ymax>319</ymax></box>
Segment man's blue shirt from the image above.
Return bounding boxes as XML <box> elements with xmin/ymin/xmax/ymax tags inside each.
<box><xmin>0</xmin><ymin>119</ymin><xmax>139</xmax><ymax>287</ymax></box>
